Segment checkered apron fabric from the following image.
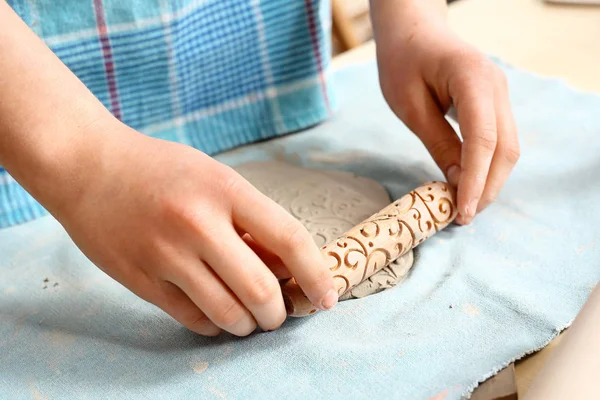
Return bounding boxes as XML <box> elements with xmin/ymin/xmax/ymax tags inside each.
<box><xmin>1</xmin><ymin>0</ymin><xmax>336</xmax><ymax>228</ymax></box>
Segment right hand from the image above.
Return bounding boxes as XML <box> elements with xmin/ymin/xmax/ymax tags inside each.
<box><xmin>0</xmin><ymin>2</ymin><xmax>336</xmax><ymax>337</ymax></box>
<box><xmin>57</xmin><ymin>122</ymin><xmax>338</xmax><ymax>336</ymax></box>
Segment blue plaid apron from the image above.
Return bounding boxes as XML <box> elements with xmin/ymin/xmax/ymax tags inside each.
<box><xmin>1</xmin><ymin>0</ymin><xmax>336</xmax><ymax>228</ymax></box>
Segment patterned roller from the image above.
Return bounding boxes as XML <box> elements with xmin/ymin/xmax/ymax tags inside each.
<box><xmin>281</xmin><ymin>181</ymin><xmax>458</xmax><ymax>317</ymax></box>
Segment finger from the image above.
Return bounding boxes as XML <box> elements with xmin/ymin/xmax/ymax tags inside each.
<box><xmin>242</xmin><ymin>233</ymin><xmax>292</xmax><ymax>280</ymax></box>
<box><xmin>167</xmin><ymin>259</ymin><xmax>258</xmax><ymax>337</ymax></box>
<box><xmin>231</xmin><ymin>184</ymin><xmax>337</xmax><ymax>311</ymax></box>
<box><xmin>477</xmin><ymin>72</ymin><xmax>520</xmax><ymax>213</ymax></box>
<box><xmin>400</xmin><ymin>82</ymin><xmax>463</xmax><ymax>188</ymax></box>
<box><xmin>454</xmin><ymin>75</ymin><xmax>497</xmax><ymax>224</ymax></box>
<box><xmin>151</xmin><ymin>280</ymin><xmax>222</xmax><ymax>336</ymax></box>
<box><xmin>201</xmin><ymin>228</ymin><xmax>287</xmax><ymax>331</ymax></box>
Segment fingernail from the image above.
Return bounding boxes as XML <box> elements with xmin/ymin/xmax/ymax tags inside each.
<box><xmin>447</xmin><ymin>165</ymin><xmax>461</xmax><ymax>188</ymax></box>
<box><xmin>464</xmin><ymin>199</ymin><xmax>477</xmax><ymax>218</ymax></box>
<box><xmin>321</xmin><ymin>289</ymin><xmax>338</xmax><ymax>310</ymax></box>
<box><xmin>461</xmin><ymin>216</ymin><xmax>473</xmax><ymax>225</ymax></box>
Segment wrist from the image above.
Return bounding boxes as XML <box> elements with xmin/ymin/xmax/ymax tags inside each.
<box><xmin>370</xmin><ymin>0</ymin><xmax>447</xmax><ymax>46</ymax></box>
<box><xmin>0</xmin><ymin>3</ymin><xmax>135</xmax><ymax>221</ymax></box>
<box><xmin>3</xmin><ymin>108</ymin><xmax>128</xmax><ymax>220</ymax></box>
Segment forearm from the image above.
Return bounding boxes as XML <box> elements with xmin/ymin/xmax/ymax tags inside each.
<box><xmin>0</xmin><ymin>2</ymin><xmax>121</xmax><ymax>215</ymax></box>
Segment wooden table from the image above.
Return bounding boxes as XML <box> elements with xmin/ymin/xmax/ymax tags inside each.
<box><xmin>331</xmin><ymin>0</ymin><xmax>600</xmax><ymax>396</ymax></box>
<box><xmin>447</xmin><ymin>0</ymin><xmax>600</xmax><ymax>94</ymax></box>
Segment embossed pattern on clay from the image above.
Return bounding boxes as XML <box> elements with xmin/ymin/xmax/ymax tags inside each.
<box><xmin>234</xmin><ymin>162</ymin><xmax>415</xmax><ymax>302</ymax></box>
<box><xmin>281</xmin><ymin>181</ymin><xmax>457</xmax><ymax>317</ymax></box>
<box><xmin>339</xmin><ymin>249</ymin><xmax>414</xmax><ymax>300</ymax></box>
<box><xmin>231</xmin><ymin>162</ymin><xmax>455</xmax><ymax>317</ymax></box>
<box><xmin>234</xmin><ymin>162</ymin><xmax>391</xmax><ymax>247</ymax></box>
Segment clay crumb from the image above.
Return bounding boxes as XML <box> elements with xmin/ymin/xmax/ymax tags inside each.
<box><xmin>191</xmin><ymin>361</ymin><xmax>209</xmax><ymax>374</ymax></box>
<box><xmin>43</xmin><ymin>286</ymin><xmax>47</xmax><ymax>289</ymax></box>
<box><xmin>449</xmin><ymin>304</ymin><xmax>453</xmax><ymax>309</ymax></box>
<box><xmin>463</xmin><ymin>303</ymin><xmax>480</xmax><ymax>316</ymax></box>
<box><xmin>53</xmin><ymin>283</ymin><xmax>59</xmax><ymax>287</ymax></box>
<box><xmin>43</xmin><ymin>278</ymin><xmax>49</xmax><ymax>283</ymax></box>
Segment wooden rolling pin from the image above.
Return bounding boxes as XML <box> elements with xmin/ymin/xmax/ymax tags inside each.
<box><xmin>281</xmin><ymin>181</ymin><xmax>457</xmax><ymax>317</ymax></box>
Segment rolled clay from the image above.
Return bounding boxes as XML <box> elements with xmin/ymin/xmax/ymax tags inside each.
<box><xmin>281</xmin><ymin>181</ymin><xmax>457</xmax><ymax>317</ymax></box>
<box><xmin>234</xmin><ymin>161</ymin><xmax>416</xmax><ymax>301</ymax></box>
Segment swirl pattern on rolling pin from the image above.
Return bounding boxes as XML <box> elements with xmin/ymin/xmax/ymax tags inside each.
<box><xmin>281</xmin><ymin>181</ymin><xmax>457</xmax><ymax>317</ymax></box>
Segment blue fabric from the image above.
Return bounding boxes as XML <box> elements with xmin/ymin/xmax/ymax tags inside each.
<box><xmin>1</xmin><ymin>0</ymin><xmax>336</xmax><ymax>228</ymax></box>
<box><xmin>1</xmin><ymin>60</ymin><xmax>599</xmax><ymax>399</ymax></box>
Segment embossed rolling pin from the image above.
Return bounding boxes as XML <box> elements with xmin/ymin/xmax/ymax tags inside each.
<box><xmin>281</xmin><ymin>181</ymin><xmax>457</xmax><ymax>317</ymax></box>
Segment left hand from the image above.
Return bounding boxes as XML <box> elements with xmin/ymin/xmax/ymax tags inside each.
<box><xmin>373</xmin><ymin>6</ymin><xmax>520</xmax><ymax>225</ymax></box>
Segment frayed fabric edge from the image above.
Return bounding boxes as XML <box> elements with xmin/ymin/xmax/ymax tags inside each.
<box><xmin>460</xmin><ymin>320</ymin><xmax>574</xmax><ymax>399</ymax></box>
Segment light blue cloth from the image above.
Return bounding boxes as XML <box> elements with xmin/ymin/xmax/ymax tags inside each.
<box><xmin>1</xmin><ymin>60</ymin><xmax>599</xmax><ymax>399</ymax></box>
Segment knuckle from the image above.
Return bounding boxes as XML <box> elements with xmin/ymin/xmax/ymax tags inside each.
<box><xmin>279</xmin><ymin>221</ymin><xmax>310</xmax><ymax>255</ymax></box>
<box><xmin>159</xmin><ymin>193</ymin><xmax>189</xmax><ymax>221</ymax></box>
<box><xmin>452</xmin><ymin>55</ymin><xmax>496</xmax><ymax>94</ymax></box>
<box><xmin>503</xmin><ymin>144</ymin><xmax>521</xmax><ymax>165</ymax></box>
<box><xmin>158</xmin><ymin>196</ymin><xmax>213</xmax><ymax>242</ymax></box>
<box><xmin>194</xmin><ymin>224</ymin><xmax>223</xmax><ymax>252</ymax></box>
<box><xmin>246</xmin><ymin>274</ymin><xmax>280</xmax><ymax>306</ymax></box>
<box><xmin>465</xmin><ymin>53</ymin><xmax>494</xmax><ymax>76</ymax></box>
<box><xmin>220</xmin><ymin>170</ymin><xmax>250</xmax><ymax>198</ymax></box>
<box><xmin>214</xmin><ymin>300</ymin><xmax>247</xmax><ymax>329</ymax></box>
<box><xmin>471</xmin><ymin>130</ymin><xmax>498</xmax><ymax>152</ymax></box>
<box><xmin>188</xmin><ymin>312</ymin><xmax>213</xmax><ymax>331</ymax></box>
<box><xmin>440</xmin><ymin>48</ymin><xmax>470</xmax><ymax>72</ymax></box>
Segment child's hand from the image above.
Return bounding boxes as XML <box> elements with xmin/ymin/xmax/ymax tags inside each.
<box><xmin>57</xmin><ymin>124</ymin><xmax>338</xmax><ymax>336</ymax></box>
<box><xmin>372</xmin><ymin>1</ymin><xmax>520</xmax><ymax>225</ymax></box>
<box><xmin>0</xmin><ymin>3</ymin><xmax>336</xmax><ymax>337</ymax></box>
